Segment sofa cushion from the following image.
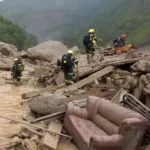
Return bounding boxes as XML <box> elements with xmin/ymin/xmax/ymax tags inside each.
<box><xmin>68</xmin><ymin>115</ymin><xmax>108</xmax><ymax>145</ymax></box>
<box><xmin>93</xmin><ymin>114</ymin><xmax>119</xmax><ymax>135</ymax></box>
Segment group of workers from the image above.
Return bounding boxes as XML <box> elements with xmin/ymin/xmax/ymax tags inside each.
<box><xmin>12</xmin><ymin>29</ymin><xmax>127</xmax><ymax>86</ymax></box>
<box><xmin>60</xmin><ymin>29</ymin><xmax>127</xmax><ymax>86</ymax></box>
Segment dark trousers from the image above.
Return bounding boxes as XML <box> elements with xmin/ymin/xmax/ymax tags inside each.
<box><xmin>12</xmin><ymin>70</ymin><xmax>22</xmax><ymax>82</ymax></box>
<box><xmin>63</xmin><ymin>66</ymin><xmax>74</xmax><ymax>85</ymax></box>
<box><xmin>85</xmin><ymin>45</ymin><xmax>95</xmax><ymax>63</ymax></box>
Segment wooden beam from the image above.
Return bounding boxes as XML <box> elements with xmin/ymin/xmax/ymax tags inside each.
<box><xmin>57</xmin><ymin>66</ymin><xmax>114</xmax><ymax>92</ymax></box>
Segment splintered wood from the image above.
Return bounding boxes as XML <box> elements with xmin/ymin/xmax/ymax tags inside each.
<box><xmin>40</xmin><ymin>121</ymin><xmax>63</xmax><ymax>150</ymax></box>
<box><xmin>57</xmin><ymin>66</ymin><xmax>114</xmax><ymax>93</ymax></box>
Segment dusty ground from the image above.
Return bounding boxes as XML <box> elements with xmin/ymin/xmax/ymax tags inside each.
<box><xmin>0</xmin><ymin>84</ymin><xmax>35</xmax><ymax>147</ymax></box>
<box><xmin>0</xmin><ymin>83</ymin><xmax>79</xmax><ymax>150</ymax></box>
<box><xmin>0</xmin><ymin>67</ymin><xmax>79</xmax><ymax>150</ymax></box>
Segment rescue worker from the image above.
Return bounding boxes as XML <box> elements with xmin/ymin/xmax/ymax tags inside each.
<box><xmin>61</xmin><ymin>50</ymin><xmax>78</xmax><ymax>86</ymax></box>
<box><xmin>113</xmin><ymin>34</ymin><xmax>127</xmax><ymax>48</ymax></box>
<box><xmin>83</xmin><ymin>29</ymin><xmax>101</xmax><ymax>64</ymax></box>
<box><xmin>11</xmin><ymin>57</ymin><xmax>24</xmax><ymax>83</ymax></box>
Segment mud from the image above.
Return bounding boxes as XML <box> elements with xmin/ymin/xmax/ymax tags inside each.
<box><xmin>0</xmin><ymin>84</ymin><xmax>36</xmax><ymax>147</ymax></box>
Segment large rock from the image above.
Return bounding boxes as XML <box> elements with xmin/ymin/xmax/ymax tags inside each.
<box><xmin>0</xmin><ymin>57</ymin><xmax>13</xmax><ymax>70</ymax></box>
<box><xmin>131</xmin><ymin>60</ymin><xmax>150</xmax><ymax>73</ymax></box>
<box><xmin>28</xmin><ymin>41</ymin><xmax>68</xmax><ymax>63</ymax></box>
<box><xmin>70</xmin><ymin>46</ymin><xmax>80</xmax><ymax>53</ymax></box>
<box><xmin>0</xmin><ymin>42</ymin><xmax>18</xmax><ymax>57</ymax></box>
<box><xmin>28</xmin><ymin>93</ymin><xmax>66</xmax><ymax>115</ymax></box>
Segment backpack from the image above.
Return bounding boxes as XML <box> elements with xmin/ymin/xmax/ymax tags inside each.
<box><xmin>83</xmin><ymin>34</ymin><xmax>91</xmax><ymax>45</ymax></box>
<box><xmin>61</xmin><ymin>54</ymin><xmax>72</xmax><ymax>68</ymax></box>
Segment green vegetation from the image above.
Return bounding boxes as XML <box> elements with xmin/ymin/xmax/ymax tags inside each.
<box><xmin>0</xmin><ymin>15</ymin><xmax>37</xmax><ymax>50</ymax></box>
<box><xmin>0</xmin><ymin>0</ymin><xmax>150</xmax><ymax>49</ymax></box>
<box><xmin>62</xmin><ymin>0</ymin><xmax>150</xmax><ymax>48</ymax></box>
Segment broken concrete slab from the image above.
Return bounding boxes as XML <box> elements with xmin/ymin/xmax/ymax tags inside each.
<box><xmin>40</xmin><ymin>120</ymin><xmax>63</xmax><ymax>150</ymax></box>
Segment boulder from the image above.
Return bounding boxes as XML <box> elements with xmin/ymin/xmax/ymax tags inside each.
<box><xmin>28</xmin><ymin>41</ymin><xmax>68</xmax><ymax>63</ymax></box>
<box><xmin>70</xmin><ymin>46</ymin><xmax>80</xmax><ymax>54</ymax></box>
<box><xmin>0</xmin><ymin>57</ymin><xmax>13</xmax><ymax>70</ymax></box>
<box><xmin>0</xmin><ymin>42</ymin><xmax>18</xmax><ymax>57</ymax></box>
<box><xmin>131</xmin><ymin>60</ymin><xmax>150</xmax><ymax>73</ymax></box>
<box><xmin>28</xmin><ymin>93</ymin><xmax>66</xmax><ymax>115</ymax></box>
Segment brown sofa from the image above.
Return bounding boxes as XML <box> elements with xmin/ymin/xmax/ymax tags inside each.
<box><xmin>64</xmin><ymin>96</ymin><xmax>149</xmax><ymax>150</ymax></box>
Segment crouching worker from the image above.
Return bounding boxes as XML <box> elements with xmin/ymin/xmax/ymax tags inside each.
<box><xmin>61</xmin><ymin>50</ymin><xmax>78</xmax><ymax>86</ymax></box>
<box><xmin>11</xmin><ymin>57</ymin><xmax>24</xmax><ymax>83</ymax></box>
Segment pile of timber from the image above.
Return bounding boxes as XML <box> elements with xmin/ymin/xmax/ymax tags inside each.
<box><xmin>36</xmin><ymin>56</ymin><xmax>144</xmax><ymax>88</ymax></box>
<box><xmin>2</xmin><ymin>117</ymin><xmax>66</xmax><ymax>150</ymax></box>
<box><xmin>24</xmin><ymin>56</ymin><xmax>150</xmax><ymax>116</ymax></box>
<box><xmin>37</xmin><ymin>64</ymin><xmax>61</xmax><ymax>86</ymax></box>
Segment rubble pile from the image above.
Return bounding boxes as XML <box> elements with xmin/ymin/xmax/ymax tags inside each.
<box><xmin>1</xmin><ymin>41</ymin><xmax>150</xmax><ymax>150</ymax></box>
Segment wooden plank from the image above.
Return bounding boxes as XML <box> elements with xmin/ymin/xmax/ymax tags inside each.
<box><xmin>22</xmin><ymin>91</ymin><xmax>40</xmax><ymax>99</ymax></box>
<box><xmin>0</xmin><ymin>115</ymin><xmax>71</xmax><ymax>139</ymax></box>
<box><xmin>30</xmin><ymin>111</ymin><xmax>65</xmax><ymax>124</ymax></box>
<box><xmin>22</xmin><ymin>86</ymin><xmax>56</xmax><ymax>99</ymax></box>
<box><xmin>94</xmin><ymin>83</ymin><xmax>115</xmax><ymax>89</ymax></box>
<box><xmin>40</xmin><ymin>121</ymin><xmax>63</xmax><ymax>149</ymax></box>
<box><xmin>55</xmin><ymin>71</ymin><xmax>64</xmax><ymax>86</ymax></box>
<box><xmin>94</xmin><ymin>78</ymin><xmax>99</xmax><ymax>85</ymax></box>
<box><xmin>99</xmin><ymin>90</ymin><xmax>118</xmax><ymax>98</ymax></box>
<box><xmin>77</xmin><ymin>57</ymin><xmax>143</xmax><ymax>80</ymax></box>
<box><xmin>57</xmin><ymin>66</ymin><xmax>114</xmax><ymax>92</ymax></box>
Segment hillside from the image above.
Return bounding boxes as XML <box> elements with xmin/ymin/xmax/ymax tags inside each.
<box><xmin>0</xmin><ymin>15</ymin><xmax>37</xmax><ymax>50</ymax></box>
<box><xmin>63</xmin><ymin>0</ymin><xmax>150</xmax><ymax>47</ymax></box>
<box><xmin>0</xmin><ymin>0</ymin><xmax>150</xmax><ymax>48</ymax></box>
<box><xmin>0</xmin><ymin>0</ymin><xmax>102</xmax><ymax>42</ymax></box>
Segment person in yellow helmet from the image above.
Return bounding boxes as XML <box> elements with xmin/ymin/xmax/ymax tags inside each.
<box><xmin>11</xmin><ymin>57</ymin><xmax>24</xmax><ymax>83</ymax></box>
<box><xmin>61</xmin><ymin>50</ymin><xmax>78</xmax><ymax>85</ymax></box>
<box><xmin>83</xmin><ymin>29</ymin><xmax>102</xmax><ymax>64</ymax></box>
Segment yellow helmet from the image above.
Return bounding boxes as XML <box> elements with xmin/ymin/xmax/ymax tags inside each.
<box><xmin>14</xmin><ymin>58</ymin><xmax>18</xmax><ymax>62</ymax></box>
<box><xmin>88</xmin><ymin>29</ymin><xmax>95</xmax><ymax>33</ymax></box>
<box><xmin>67</xmin><ymin>50</ymin><xmax>73</xmax><ymax>54</ymax></box>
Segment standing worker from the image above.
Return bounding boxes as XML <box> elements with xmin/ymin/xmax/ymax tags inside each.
<box><xmin>113</xmin><ymin>34</ymin><xmax>127</xmax><ymax>48</ymax></box>
<box><xmin>83</xmin><ymin>29</ymin><xmax>102</xmax><ymax>64</ymax></box>
<box><xmin>11</xmin><ymin>57</ymin><xmax>24</xmax><ymax>84</ymax></box>
<box><xmin>61</xmin><ymin>50</ymin><xmax>78</xmax><ymax>86</ymax></box>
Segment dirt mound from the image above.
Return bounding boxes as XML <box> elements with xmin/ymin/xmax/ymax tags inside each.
<box><xmin>28</xmin><ymin>40</ymin><xmax>68</xmax><ymax>63</ymax></box>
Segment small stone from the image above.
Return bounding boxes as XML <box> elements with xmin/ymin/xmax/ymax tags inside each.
<box><xmin>12</xmin><ymin>136</ymin><xmax>20</xmax><ymax>143</ymax></box>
